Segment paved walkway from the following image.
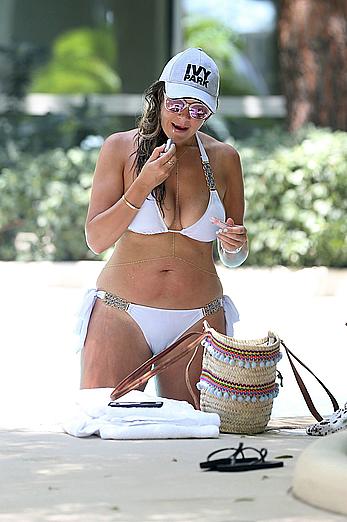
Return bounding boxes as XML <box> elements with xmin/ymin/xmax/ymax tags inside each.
<box><xmin>1</xmin><ymin>428</ymin><xmax>346</xmax><ymax>522</ymax></box>
<box><xmin>0</xmin><ymin>262</ymin><xmax>346</xmax><ymax>520</ymax></box>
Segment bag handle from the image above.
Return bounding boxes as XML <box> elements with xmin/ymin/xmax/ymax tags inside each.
<box><xmin>110</xmin><ymin>331</ymin><xmax>205</xmax><ymax>400</ymax></box>
<box><xmin>280</xmin><ymin>339</ymin><xmax>339</xmax><ymax>421</ymax></box>
<box><xmin>185</xmin><ymin>344</ymin><xmax>201</xmax><ymax>409</ymax></box>
<box><xmin>110</xmin><ymin>328</ymin><xmax>340</xmax><ymax>422</ymax></box>
<box><xmin>183</xmin><ymin>334</ymin><xmax>340</xmax><ymax>420</ymax></box>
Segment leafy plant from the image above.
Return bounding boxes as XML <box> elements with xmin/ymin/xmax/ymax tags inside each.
<box><xmin>0</xmin><ymin>126</ymin><xmax>346</xmax><ymax>266</ymax></box>
<box><xmin>236</xmin><ymin>126</ymin><xmax>347</xmax><ymax>266</ymax></box>
<box><xmin>0</xmin><ymin>100</ymin><xmax>119</xmax><ymax>161</ymax></box>
<box><xmin>184</xmin><ymin>16</ymin><xmax>260</xmax><ymax>95</ymax></box>
<box><xmin>0</xmin><ymin>42</ymin><xmax>46</xmax><ymax>108</ymax></box>
<box><xmin>0</xmin><ymin>147</ymin><xmax>98</xmax><ymax>261</ymax></box>
<box><xmin>30</xmin><ymin>27</ymin><xmax>121</xmax><ymax>94</ymax></box>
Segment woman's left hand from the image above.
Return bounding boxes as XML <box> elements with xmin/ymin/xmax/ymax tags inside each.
<box><xmin>211</xmin><ymin>217</ymin><xmax>248</xmax><ymax>253</ymax></box>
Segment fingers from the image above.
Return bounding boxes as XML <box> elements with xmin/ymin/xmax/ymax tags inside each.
<box><xmin>158</xmin><ymin>143</ymin><xmax>177</xmax><ymax>173</ymax></box>
<box><xmin>141</xmin><ymin>143</ymin><xmax>176</xmax><ymax>188</ymax></box>
<box><xmin>210</xmin><ymin>216</ymin><xmax>235</xmax><ymax>227</ymax></box>
<box><xmin>165</xmin><ymin>157</ymin><xmax>176</xmax><ymax>170</ymax></box>
<box><xmin>149</xmin><ymin>144</ymin><xmax>166</xmax><ymax>161</ymax></box>
<box><xmin>221</xmin><ymin>225</ymin><xmax>247</xmax><ymax>236</ymax></box>
<box><xmin>217</xmin><ymin>228</ymin><xmax>247</xmax><ymax>242</ymax></box>
<box><xmin>219</xmin><ymin>236</ymin><xmax>246</xmax><ymax>253</ymax></box>
<box><xmin>215</xmin><ymin>220</ymin><xmax>247</xmax><ymax>252</ymax></box>
<box><xmin>213</xmin><ymin>221</ymin><xmax>246</xmax><ymax>236</ymax></box>
<box><xmin>147</xmin><ymin>144</ymin><xmax>177</xmax><ymax>179</ymax></box>
<box><xmin>149</xmin><ymin>143</ymin><xmax>176</xmax><ymax>163</ymax></box>
<box><xmin>158</xmin><ymin>143</ymin><xmax>176</xmax><ymax>166</ymax></box>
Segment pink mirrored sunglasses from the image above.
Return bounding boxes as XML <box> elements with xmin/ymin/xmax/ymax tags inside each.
<box><xmin>164</xmin><ymin>94</ymin><xmax>211</xmax><ymax>120</ymax></box>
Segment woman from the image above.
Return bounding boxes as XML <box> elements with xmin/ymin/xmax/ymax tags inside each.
<box><xmin>77</xmin><ymin>48</ymin><xmax>248</xmax><ymax>404</ymax></box>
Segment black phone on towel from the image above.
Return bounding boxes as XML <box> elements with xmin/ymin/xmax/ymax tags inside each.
<box><xmin>108</xmin><ymin>401</ymin><xmax>164</xmax><ymax>408</ymax></box>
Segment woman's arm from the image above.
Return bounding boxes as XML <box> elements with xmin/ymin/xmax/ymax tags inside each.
<box><xmin>85</xmin><ymin>133</ymin><xmax>176</xmax><ymax>254</ymax></box>
<box><xmin>215</xmin><ymin>145</ymin><xmax>249</xmax><ymax>268</ymax></box>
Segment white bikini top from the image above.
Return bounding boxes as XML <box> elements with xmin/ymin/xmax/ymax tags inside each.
<box><xmin>128</xmin><ymin>134</ymin><xmax>226</xmax><ymax>242</ymax></box>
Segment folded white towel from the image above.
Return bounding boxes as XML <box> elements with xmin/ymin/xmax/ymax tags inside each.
<box><xmin>63</xmin><ymin>388</ymin><xmax>220</xmax><ymax>439</ymax></box>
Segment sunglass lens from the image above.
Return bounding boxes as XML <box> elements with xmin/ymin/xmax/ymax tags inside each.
<box><xmin>189</xmin><ymin>104</ymin><xmax>210</xmax><ymax>120</ymax></box>
<box><xmin>165</xmin><ymin>98</ymin><xmax>185</xmax><ymax>113</ymax></box>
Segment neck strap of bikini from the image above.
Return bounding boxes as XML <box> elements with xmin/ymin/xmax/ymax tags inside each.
<box><xmin>196</xmin><ymin>134</ymin><xmax>216</xmax><ymax>191</ymax></box>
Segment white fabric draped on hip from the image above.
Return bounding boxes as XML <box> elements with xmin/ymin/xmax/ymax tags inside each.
<box><xmin>222</xmin><ymin>294</ymin><xmax>240</xmax><ymax>336</ymax></box>
<box><xmin>74</xmin><ymin>288</ymin><xmax>106</xmax><ymax>353</ymax></box>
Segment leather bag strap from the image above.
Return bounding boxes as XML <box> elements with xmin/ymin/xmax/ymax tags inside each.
<box><xmin>183</xmin><ymin>336</ymin><xmax>340</xmax><ymax>419</ymax></box>
<box><xmin>185</xmin><ymin>344</ymin><xmax>201</xmax><ymax>409</ymax></box>
<box><xmin>280</xmin><ymin>339</ymin><xmax>339</xmax><ymax>421</ymax></box>
<box><xmin>110</xmin><ymin>331</ymin><xmax>205</xmax><ymax>400</ymax></box>
<box><xmin>110</xmin><ymin>329</ymin><xmax>340</xmax><ymax>422</ymax></box>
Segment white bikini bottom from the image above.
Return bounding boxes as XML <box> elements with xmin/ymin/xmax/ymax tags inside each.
<box><xmin>75</xmin><ymin>289</ymin><xmax>239</xmax><ymax>356</ymax></box>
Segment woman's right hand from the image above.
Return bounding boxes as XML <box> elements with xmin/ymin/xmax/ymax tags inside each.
<box><xmin>137</xmin><ymin>143</ymin><xmax>176</xmax><ymax>192</ymax></box>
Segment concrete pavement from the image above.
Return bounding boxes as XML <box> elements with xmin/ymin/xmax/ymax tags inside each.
<box><xmin>1</xmin><ymin>427</ymin><xmax>346</xmax><ymax>522</ymax></box>
<box><xmin>0</xmin><ymin>261</ymin><xmax>346</xmax><ymax>521</ymax></box>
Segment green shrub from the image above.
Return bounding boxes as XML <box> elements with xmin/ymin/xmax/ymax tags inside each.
<box><xmin>235</xmin><ymin>126</ymin><xmax>347</xmax><ymax>267</ymax></box>
<box><xmin>30</xmin><ymin>27</ymin><xmax>121</xmax><ymax>94</ymax></box>
<box><xmin>0</xmin><ymin>126</ymin><xmax>346</xmax><ymax>265</ymax></box>
<box><xmin>184</xmin><ymin>17</ymin><xmax>259</xmax><ymax>95</ymax></box>
<box><xmin>0</xmin><ymin>147</ymin><xmax>98</xmax><ymax>260</ymax></box>
<box><xmin>0</xmin><ymin>101</ymin><xmax>120</xmax><ymax>157</ymax></box>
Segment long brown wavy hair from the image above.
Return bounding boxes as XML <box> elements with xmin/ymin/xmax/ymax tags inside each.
<box><xmin>132</xmin><ymin>81</ymin><xmax>167</xmax><ymax>213</ymax></box>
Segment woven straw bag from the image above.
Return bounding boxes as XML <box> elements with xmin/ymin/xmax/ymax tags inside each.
<box><xmin>196</xmin><ymin>322</ymin><xmax>282</xmax><ymax>434</ymax></box>
<box><xmin>111</xmin><ymin>324</ymin><xmax>339</xmax><ymax>435</ymax></box>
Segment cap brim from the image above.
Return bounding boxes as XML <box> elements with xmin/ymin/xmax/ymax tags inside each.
<box><xmin>164</xmin><ymin>82</ymin><xmax>217</xmax><ymax>113</ymax></box>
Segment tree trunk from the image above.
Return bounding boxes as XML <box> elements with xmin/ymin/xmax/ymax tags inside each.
<box><xmin>278</xmin><ymin>0</ymin><xmax>347</xmax><ymax>131</ymax></box>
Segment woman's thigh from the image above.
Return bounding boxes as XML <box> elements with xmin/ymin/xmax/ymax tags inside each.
<box><xmin>156</xmin><ymin>308</ymin><xmax>225</xmax><ymax>405</ymax></box>
<box><xmin>80</xmin><ymin>299</ymin><xmax>152</xmax><ymax>389</ymax></box>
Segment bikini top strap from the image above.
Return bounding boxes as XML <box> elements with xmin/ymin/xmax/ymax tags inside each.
<box><xmin>196</xmin><ymin>133</ymin><xmax>216</xmax><ymax>191</ymax></box>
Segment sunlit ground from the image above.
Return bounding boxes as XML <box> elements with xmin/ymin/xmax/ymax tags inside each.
<box><xmin>0</xmin><ymin>261</ymin><xmax>346</xmax><ymax>430</ymax></box>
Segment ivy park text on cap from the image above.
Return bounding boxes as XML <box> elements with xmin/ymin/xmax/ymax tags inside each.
<box><xmin>159</xmin><ymin>48</ymin><xmax>220</xmax><ymax>113</ymax></box>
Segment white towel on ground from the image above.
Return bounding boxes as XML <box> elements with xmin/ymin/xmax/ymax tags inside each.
<box><xmin>63</xmin><ymin>388</ymin><xmax>220</xmax><ymax>439</ymax></box>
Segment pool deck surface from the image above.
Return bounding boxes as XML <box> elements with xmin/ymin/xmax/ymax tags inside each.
<box><xmin>0</xmin><ymin>262</ymin><xmax>346</xmax><ymax>521</ymax></box>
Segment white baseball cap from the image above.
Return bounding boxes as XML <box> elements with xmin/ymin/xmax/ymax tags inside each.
<box><xmin>159</xmin><ymin>48</ymin><xmax>220</xmax><ymax>113</ymax></box>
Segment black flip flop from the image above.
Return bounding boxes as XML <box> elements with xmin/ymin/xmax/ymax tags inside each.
<box><xmin>214</xmin><ymin>459</ymin><xmax>284</xmax><ymax>472</ymax></box>
<box><xmin>200</xmin><ymin>443</ymin><xmax>284</xmax><ymax>472</ymax></box>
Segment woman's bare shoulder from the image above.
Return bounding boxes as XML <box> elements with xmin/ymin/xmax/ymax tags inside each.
<box><xmin>92</xmin><ymin>129</ymin><xmax>138</xmax><ymax>183</ymax></box>
<box><xmin>198</xmin><ymin>132</ymin><xmax>241</xmax><ymax>176</ymax></box>
<box><xmin>198</xmin><ymin>131</ymin><xmax>239</xmax><ymax>158</ymax></box>
<box><xmin>101</xmin><ymin>128</ymin><xmax>138</xmax><ymax>157</ymax></box>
